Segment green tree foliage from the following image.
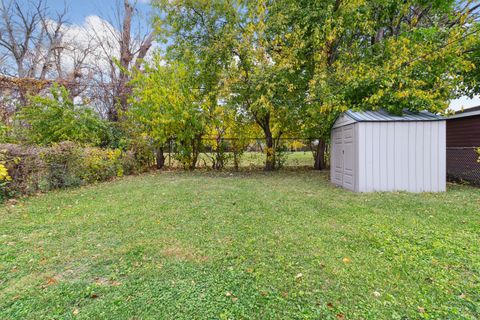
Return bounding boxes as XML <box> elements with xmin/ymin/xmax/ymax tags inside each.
<box><xmin>461</xmin><ymin>22</ymin><xmax>480</xmax><ymax>97</ymax></box>
<box><xmin>17</xmin><ymin>85</ymin><xmax>106</xmax><ymax>146</ymax></box>
<box><xmin>151</xmin><ymin>0</ymin><xmax>477</xmax><ymax>170</ymax></box>
<box><xmin>155</xmin><ymin>0</ymin><xmax>304</xmax><ymax>170</ymax></box>
<box><xmin>266</xmin><ymin>0</ymin><xmax>477</xmax><ymax>167</ymax></box>
<box><xmin>128</xmin><ymin>57</ymin><xmax>205</xmax><ymax>169</ymax></box>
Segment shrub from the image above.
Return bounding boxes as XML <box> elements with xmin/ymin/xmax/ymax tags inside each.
<box><xmin>0</xmin><ymin>142</ymin><xmax>152</xmax><ymax>201</ymax></box>
<box><xmin>40</xmin><ymin>142</ymin><xmax>83</xmax><ymax>189</ymax></box>
<box><xmin>119</xmin><ymin>150</ymin><xmax>138</xmax><ymax>176</ymax></box>
<box><xmin>0</xmin><ymin>144</ymin><xmax>46</xmax><ymax>196</ymax></box>
<box><xmin>16</xmin><ymin>85</ymin><xmax>106</xmax><ymax>146</ymax></box>
<box><xmin>79</xmin><ymin>148</ymin><xmax>123</xmax><ymax>184</ymax></box>
<box><xmin>127</xmin><ymin>137</ymin><xmax>155</xmax><ymax>172</ymax></box>
<box><xmin>0</xmin><ymin>158</ymin><xmax>12</xmax><ymax>201</ymax></box>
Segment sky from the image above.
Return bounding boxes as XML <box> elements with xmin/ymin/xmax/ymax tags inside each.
<box><xmin>47</xmin><ymin>0</ymin><xmax>480</xmax><ymax>112</ymax></box>
<box><xmin>54</xmin><ymin>0</ymin><xmax>151</xmax><ymax>25</ymax></box>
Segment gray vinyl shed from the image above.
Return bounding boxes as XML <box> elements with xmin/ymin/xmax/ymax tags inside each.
<box><xmin>330</xmin><ymin>109</ymin><xmax>446</xmax><ymax>193</ymax></box>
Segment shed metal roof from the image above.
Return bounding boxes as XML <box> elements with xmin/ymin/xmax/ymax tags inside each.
<box><xmin>345</xmin><ymin>109</ymin><xmax>444</xmax><ymax>122</ymax></box>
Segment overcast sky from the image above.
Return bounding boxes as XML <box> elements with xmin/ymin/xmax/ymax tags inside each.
<box><xmin>48</xmin><ymin>0</ymin><xmax>480</xmax><ymax>112</ymax></box>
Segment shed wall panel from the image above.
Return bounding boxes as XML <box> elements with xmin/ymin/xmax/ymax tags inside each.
<box><xmin>354</xmin><ymin>124</ymin><xmax>360</xmax><ymax>192</ymax></box>
<box><xmin>368</xmin><ymin>122</ymin><xmax>374</xmax><ymax>192</ymax></box>
<box><xmin>407</xmin><ymin>122</ymin><xmax>416</xmax><ymax>191</ymax></box>
<box><xmin>415</xmin><ymin>122</ymin><xmax>424</xmax><ymax>192</ymax></box>
<box><xmin>357</xmin><ymin>124</ymin><xmax>366</xmax><ymax>191</ymax></box>
<box><xmin>386</xmin><ymin>122</ymin><xmax>395</xmax><ymax>191</ymax></box>
<box><xmin>379</xmin><ymin>124</ymin><xmax>388</xmax><ymax>190</ymax></box>
<box><xmin>430</xmin><ymin>122</ymin><xmax>440</xmax><ymax>192</ymax></box>
<box><xmin>356</xmin><ymin>121</ymin><xmax>446</xmax><ymax>192</ymax></box>
<box><xmin>438</xmin><ymin>121</ymin><xmax>447</xmax><ymax>191</ymax></box>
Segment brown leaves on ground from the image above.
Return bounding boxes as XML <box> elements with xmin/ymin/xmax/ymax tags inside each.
<box><xmin>162</xmin><ymin>243</ymin><xmax>208</xmax><ymax>262</ymax></box>
<box><xmin>41</xmin><ymin>277</ymin><xmax>58</xmax><ymax>289</ymax></box>
<box><xmin>94</xmin><ymin>277</ymin><xmax>121</xmax><ymax>286</ymax></box>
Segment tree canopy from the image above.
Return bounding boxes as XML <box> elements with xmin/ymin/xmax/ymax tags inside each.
<box><xmin>147</xmin><ymin>0</ymin><xmax>478</xmax><ymax>170</ymax></box>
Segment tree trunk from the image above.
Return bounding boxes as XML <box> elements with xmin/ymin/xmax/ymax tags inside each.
<box><xmin>189</xmin><ymin>135</ymin><xmax>201</xmax><ymax>170</ymax></box>
<box><xmin>107</xmin><ymin>0</ymin><xmax>153</xmax><ymax>122</ymax></box>
<box><xmin>156</xmin><ymin>147</ymin><xmax>165</xmax><ymax>170</ymax></box>
<box><xmin>213</xmin><ymin>136</ymin><xmax>223</xmax><ymax>170</ymax></box>
<box><xmin>264</xmin><ymin>129</ymin><xmax>275</xmax><ymax>171</ymax></box>
<box><xmin>313</xmin><ymin>139</ymin><xmax>326</xmax><ymax>170</ymax></box>
<box><xmin>233</xmin><ymin>151</ymin><xmax>240</xmax><ymax>171</ymax></box>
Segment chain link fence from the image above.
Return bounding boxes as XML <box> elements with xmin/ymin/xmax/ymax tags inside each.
<box><xmin>446</xmin><ymin>147</ymin><xmax>480</xmax><ymax>185</ymax></box>
<box><xmin>162</xmin><ymin>138</ymin><xmax>326</xmax><ymax>169</ymax></box>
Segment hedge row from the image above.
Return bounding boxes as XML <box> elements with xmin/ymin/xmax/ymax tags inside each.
<box><xmin>0</xmin><ymin>142</ymin><xmax>151</xmax><ymax>200</ymax></box>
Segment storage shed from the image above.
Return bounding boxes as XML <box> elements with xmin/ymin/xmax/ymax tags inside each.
<box><xmin>331</xmin><ymin>109</ymin><xmax>446</xmax><ymax>192</ymax></box>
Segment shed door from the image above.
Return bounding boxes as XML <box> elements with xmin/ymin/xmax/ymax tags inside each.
<box><xmin>331</xmin><ymin>125</ymin><xmax>355</xmax><ymax>191</ymax></box>
<box><xmin>342</xmin><ymin>126</ymin><xmax>355</xmax><ymax>190</ymax></box>
<box><xmin>332</xmin><ymin>128</ymin><xmax>343</xmax><ymax>185</ymax></box>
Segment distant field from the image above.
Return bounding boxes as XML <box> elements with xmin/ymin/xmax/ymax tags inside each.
<box><xmin>165</xmin><ymin>151</ymin><xmax>315</xmax><ymax>168</ymax></box>
<box><xmin>1</xmin><ymin>170</ymin><xmax>479</xmax><ymax>319</ymax></box>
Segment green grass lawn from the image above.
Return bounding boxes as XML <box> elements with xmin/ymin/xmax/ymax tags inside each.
<box><xmin>1</xmin><ymin>170</ymin><xmax>479</xmax><ymax>319</ymax></box>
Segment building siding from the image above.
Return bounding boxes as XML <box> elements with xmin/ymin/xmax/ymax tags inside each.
<box><xmin>446</xmin><ymin>115</ymin><xmax>480</xmax><ymax>147</ymax></box>
<box><xmin>446</xmin><ymin>114</ymin><xmax>480</xmax><ymax>185</ymax></box>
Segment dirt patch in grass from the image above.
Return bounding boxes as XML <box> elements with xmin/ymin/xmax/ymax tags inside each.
<box><xmin>161</xmin><ymin>243</ymin><xmax>208</xmax><ymax>263</ymax></box>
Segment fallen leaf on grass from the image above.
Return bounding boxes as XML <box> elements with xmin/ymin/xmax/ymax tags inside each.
<box><xmin>342</xmin><ymin>257</ymin><xmax>351</xmax><ymax>263</ymax></box>
<box><xmin>46</xmin><ymin>278</ymin><xmax>57</xmax><ymax>286</ymax></box>
<box><xmin>327</xmin><ymin>302</ymin><xmax>334</xmax><ymax>309</ymax></box>
<box><xmin>336</xmin><ymin>313</ymin><xmax>345</xmax><ymax>319</ymax></box>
